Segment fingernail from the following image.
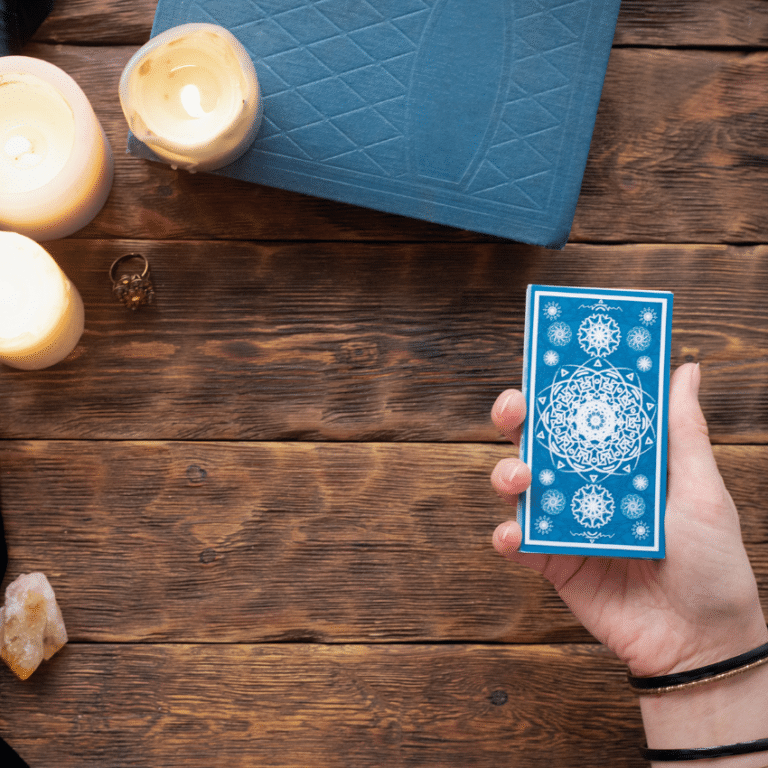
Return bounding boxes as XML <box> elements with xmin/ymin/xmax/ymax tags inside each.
<box><xmin>691</xmin><ymin>362</ymin><xmax>701</xmax><ymax>398</ymax></box>
<box><xmin>501</xmin><ymin>521</ymin><xmax>517</xmax><ymax>542</ymax></box>
<box><xmin>494</xmin><ymin>390</ymin><xmax>514</xmax><ymax>420</ymax></box>
<box><xmin>504</xmin><ymin>462</ymin><xmax>520</xmax><ymax>484</ymax></box>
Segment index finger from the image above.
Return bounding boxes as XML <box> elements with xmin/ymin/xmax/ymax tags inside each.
<box><xmin>491</xmin><ymin>388</ymin><xmax>526</xmax><ymax>446</ymax></box>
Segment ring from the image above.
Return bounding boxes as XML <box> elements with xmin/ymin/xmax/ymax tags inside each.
<box><xmin>110</xmin><ymin>253</ymin><xmax>155</xmax><ymax>310</ymax></box>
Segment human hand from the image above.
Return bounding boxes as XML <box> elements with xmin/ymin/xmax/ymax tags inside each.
<box><xmin>490</xmin><ymin>362</ymin><xmax>767</xmax><ymax>678</ymax></box>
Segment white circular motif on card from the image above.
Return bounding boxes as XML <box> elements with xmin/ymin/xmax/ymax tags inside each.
<box><xmin>627</xmin><ymin>326</ymin><xmax>652</xmax><ymax>351</ymax></box>
<box><xmin>535</xmin><ymin>361</ymin><xmax>656</xmax><ymax>482</ymax></box>
<box><xmin>639</xmin><ymin>307</ymin><xmax>657</xmax><ymax>326</ymax></box>
<box><xmin>637</xmin><ymin>356</ymin><xmax>653</xmax><ymax>372</ymax></box>
<box><xmin>572</xmin><ymin>484</ymin><xmax>614</xmax><ymax>529</ymax></box>
<box><xmin>543</xmin><ymin>302</ymin><xmax>561</xmax><ymax>321</ymax></box>
<box><xmin>547</xmin><ymin>322</ymin><xmax>572</xmax><ymax>347</ymax></box>
<box><xmin>574</xmin><ymin>399</ymin><xmax>617</xmax><ymax>443</ymax></box>
<box><xmin>535</xmin><ymin>516</ymin><xmax>554</xmax><ymax>535</ymax></box>
<box><xmin>632</xmin><ymin>474</ymin><xmax>649</xmax><ymax>491</ymax></box>
<box><xmin>632</xmin><ymin>520</ymin><xmax>651</xmax><ymax>540</ymax></box>
<box><xmin>543</xmin><ymin>350</ymin><xmax>560</xmax><ymax>366</ymax></box>
<box><xmin>621</xmin><ymin>494</ymin><xmax>646</xmax><ymax>519</ymax></box>
<box><xmin>578</xmin><ymin>314</ymin><xmax>621</xmax><ymax>358</ymax></box>
<box><xmin>541</xmin><ymin>489</ymin><xmax>566</xmax><ymax>515</ymax></box>
<box><xmin>539</xmin><ymin>469</ymin><xmax>556</xmax><ymax>486</ymax></box>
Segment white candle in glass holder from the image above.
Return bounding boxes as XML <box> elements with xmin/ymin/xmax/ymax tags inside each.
<box><xmin>0</xmin><ymin>56</ymin><xmax>114</xmax><ymax>242</ymax></box>
<box><xmin>0</xmin><ymin>232</ymin><xmax>84</xmax><ymax>370</ymax></box>
<box><xmin>119</xmin><ymin>23</ymin><xmax>262</xmax><ymax>172</ymax></box>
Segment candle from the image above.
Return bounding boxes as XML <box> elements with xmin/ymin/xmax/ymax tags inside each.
<box><xmin>119</xmin><ymin>23</ymin><xmax>262</xmax><ymax>172</ymax></box>
<box><xmin>0</xmin><ymin>56</ymin><xmax>114</xmax><ymax>241</ymax></box>
<box><xmin>0</xmin><ymin>233</ymin><xmax>84</xmax><ymax>370</ymax></box>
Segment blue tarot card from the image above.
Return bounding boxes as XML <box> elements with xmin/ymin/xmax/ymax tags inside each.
<box><xmin>518</xmin><ymin>285</ymin><xmax>673</xmax><ymax>558</ymax></box>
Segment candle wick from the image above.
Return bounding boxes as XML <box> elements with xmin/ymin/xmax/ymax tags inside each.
<box><xmin>4</xmin><ymin>135</ymin><xmax>38</xmax><ymax>166</ymax></box>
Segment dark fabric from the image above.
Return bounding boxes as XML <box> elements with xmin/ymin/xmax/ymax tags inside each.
<box><xmin>0</xmin><ymin>736</ymin><xmax>30</xmax><ymax>768</ymax></box>
<box><xmin>0</xmin><ymin>0</ymin><xmax>55</xmax><ymax>55</ymax></box>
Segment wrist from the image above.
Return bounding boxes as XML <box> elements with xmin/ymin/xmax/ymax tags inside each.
<box><xmin>628</xmin><ymin>616</ymin><xmax>768</xmax><ymax>680</ymax></box>
<box><xmin>639</xmin><ymin>659</ymin><xmax>768</xmax><ymax>766</ymax></box>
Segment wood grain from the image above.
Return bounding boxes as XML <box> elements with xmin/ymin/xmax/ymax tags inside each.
<box><xmin>14</xmin><ymin>44</ymin><xmax>768</xmax><ymax>244</ymax></box>
<box><xmin>1</xmin><ymin>242</ymin><xmax>765</xmax><ymax>443</ymax></box>
<box><xmin>1</xmin><ymin>5</ymin><xmax>766</xmax><ymax>767</ymax></box>
<box><xmin>0</xmin><ymin>643</ymin><xmax>645</xmax><ymax>768</ymax></box>
<box><xmin>1</xmin><ymin>441</ymin><xmax>766</xmax><ymax>644</ymax></box>
<box><xmin>31</xmin><ymin>0</ymin><xmax>768</xmax><ymax>48</ymax></box>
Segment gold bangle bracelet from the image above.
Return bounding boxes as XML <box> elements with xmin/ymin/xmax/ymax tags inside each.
<box><xmin>630</xmin><ymin>653</ymin><xmax>768</xmax><ymax>695</ymax></box>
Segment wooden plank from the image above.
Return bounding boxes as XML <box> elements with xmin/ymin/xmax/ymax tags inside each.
<box><xmin>0</xmin><ymin>643</ymin><xmax>645</xmax><ymax>768</ymax></box>
<box><xmin>1</xmin><ymin>441</ymin><xmax>766</xmax><ymax>643</ymax></box>
<box><xmin>17</xmin><ymin>44</ymin><xmax>768</xmax><ymax>244</ymax></box>
<box><xmin>575</xmin><ymin>49</ymin><xmax>768</xmax><ymax>244</ymax></box>
<box><xmin>615</xmin><ymin>1</ymin><xmax>768</xmax><ymax>48</ymax></box>
<box><xmin>1</xmin><ymin>242</ymin><xmax>766</xmax><ymax>443</ymax></box>
<box><xmin>31</xmin><ymin>0</ymin><xmax>768</xmax><ymax>49</ymax></box>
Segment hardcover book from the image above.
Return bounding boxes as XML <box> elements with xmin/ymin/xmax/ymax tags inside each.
<box><xmin>128</xmin><ymin>0</ymin><xmax>623</xmax><ymax>248</ymax></box>
<box><xmin>518</xmin><ymin>285</ymin><xmax>673</xmax><ymax>558</ymax></box>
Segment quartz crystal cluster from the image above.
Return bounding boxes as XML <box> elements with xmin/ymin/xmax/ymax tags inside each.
<box><xmin>0</xmin><ymin>572</ymin><xmax>68</xmax><ymax>680</ymax></box>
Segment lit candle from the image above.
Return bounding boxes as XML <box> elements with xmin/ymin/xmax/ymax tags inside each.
<box><xmin>0</xmin><ymin>56</ymin><xmax>114</xmax><ymax>242</ymax></box>
<box><xmin>0</xmin><ymin>232</ymin><xmax>84</xmax><ymax>370</ymax></box>
<box><xmin>119</xmin><ymin>23</ymin><xmax>262</xmax><ymax>172</ymax></box>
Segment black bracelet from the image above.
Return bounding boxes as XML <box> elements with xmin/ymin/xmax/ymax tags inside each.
<box><xmin>641</xmin><ymin>737</ymin><xmax>768</xmax><ymax>762</ymax></box>
<box><xmin>628</xmin><ymin>638</ymin><xmax>768</xmax><ymax>693</ymax></box>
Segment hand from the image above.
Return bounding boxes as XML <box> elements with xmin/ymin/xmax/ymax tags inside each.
<box><xmin>490</xmin><ymin>363</ymin><xmax>767</xmax><ymax>678</ymax></box>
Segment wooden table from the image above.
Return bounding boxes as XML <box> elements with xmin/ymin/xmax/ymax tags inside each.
<box><xmin>2</xmin><ymin>2</ymin><xmax>767</xmax><ymax>766</ymax></box>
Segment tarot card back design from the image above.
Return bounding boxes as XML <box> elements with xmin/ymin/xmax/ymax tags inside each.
<box><xmin>518</xmin><ymin>285</ymin><xmax>673</xmax><ymax>558</ymax></box>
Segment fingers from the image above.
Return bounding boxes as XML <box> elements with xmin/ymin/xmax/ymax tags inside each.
<box><xmin>666</xmin><ymin>363</ymin><xmax>723</xmax><ymax>501</ymax></box>
<box><xmin>492</xmin><ymin>519</ymin><xmax>552</xmax><ymax>573</ymax></box>
<box><xmin>491</xmin><ymin>388</ymin><xmax>526</xmax><ymax>446</ymax></box>
<box><xmin>491</xmin><ymin>457</ymin><xmax>532</xmax><ymax>503</ymax></box>
<box><xmin>493</xmin><ymin>519</ymin><xmax>522</xmax><ymax>556</ymax></box>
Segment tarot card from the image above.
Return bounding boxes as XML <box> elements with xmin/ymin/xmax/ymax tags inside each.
<box><xmin>518</xmin><ymin>285</ymin><xmax>673</xmax><ymax>558</ymax></box>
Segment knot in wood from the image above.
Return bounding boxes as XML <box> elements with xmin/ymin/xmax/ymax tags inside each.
<box><xmin>489</xmin><ymin>690</ymin><xmax>508</xmax><ymax>706</ymax></box>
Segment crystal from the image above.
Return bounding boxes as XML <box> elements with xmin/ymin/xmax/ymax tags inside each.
<box><xmin>0</xmin><ymin>572</ymin><xmax>67</xmax><ymax>680</ymax></box>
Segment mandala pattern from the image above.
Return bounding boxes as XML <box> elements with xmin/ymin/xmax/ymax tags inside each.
<box><xmin>539</xmin><ymin>469</ymin><xmax>555</xmax><ymax>486</ymax></box>
<box><xmin>621</xmin><ymin>494</ymin><xmax>645</xmax><ymax>519</ymax></box>
<box><xmin>541</xmin><ymin>489</ymin><xmax>566</xmax><ymax>515</ymax></box>
<box><xmin>627</xmin><ymin>326</ymin><xmax>652</xmax><ymax>351</ymax></box>
<box><xmin>578</xmin><ymin>314</ymin><xmax>620</xmax><ymax>358</ymax></box>
<box><xmin>632</xmin><ymin>474</ymin><xmax>649</xmax><ymax>491</ymax></box>
<box><xmin>543</xmin><ymin>350</ymin><xmax>559</xmax><ymax>366</ymax></box>
<box><xmin>547</xmin><ymin>322</ymin><xmax>572</xmax><ymax>347</ymax></box>
<box><xmin>571</xmin><ymin>484</ymin><xmax>614</xmax><ymax>529</ymax></box>
<box><xmin>535</xmin><ymin>516</ymin><xmax>554</xmax><ymax>535</ymax></box>
<box><xmin>535</xmin><ymin>361</ymin><xmax>656</xmax><ymax>482</ymax></box>
<box><xmin>632</xmin><ymin>520</ymin><xmax>651</xmax><ymax>540</ymax></box>
<box><xmin>543</xmin><ymin>302</ymin><xmax>561</xmax><ymax>321</ymax></box>
<box><xmin>639</xmin><ymin>307</ymin><xmax>658</xmax><ymax>326</ymax></box>
<box><xmin>637</xmin><ymin>356</ymin><xmax>653</xmax><ymax>372</ymax></box>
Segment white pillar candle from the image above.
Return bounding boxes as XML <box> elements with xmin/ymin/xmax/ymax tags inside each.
<box><xmin>0</xmin><ymin>57</ymin><xmax>114</xmax><ymax>242</ymax></box>
<box><xmin>0</xmin><ymin>232</ymin><xmax>84</xmax><ymax>370</ymax></box>
<box><xmin>119</xmin><ymin>23</ymin><xmax>262</xmax><ymax>173</ymax></box>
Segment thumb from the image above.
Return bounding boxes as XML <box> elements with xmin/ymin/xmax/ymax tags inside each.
<box><xmin>666</xmin><ymin>363</ymin><xmax>723</xmax><ymax>502</ymax></box>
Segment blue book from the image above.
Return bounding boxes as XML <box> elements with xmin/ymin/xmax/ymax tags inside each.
<box><xmin>128</xmin><ymin>0</ymin><xmax>622</xmax><ymax>248</ymax></box>
<box><xmin>518</xmin><ymin>285</ymin><xmax>673</xmax><ymax>558</ymax></box>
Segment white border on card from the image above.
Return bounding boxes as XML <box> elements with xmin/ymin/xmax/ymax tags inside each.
<box><xmin>523</xmin><ymin>288</ymin><xmax>669</xmax><ymax>553</ymax></box>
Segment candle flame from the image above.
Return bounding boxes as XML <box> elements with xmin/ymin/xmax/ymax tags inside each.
<box><xmin>180</xmin><ymin>84</ymin><xmax>208</xmax><ymax>119</ymax></box>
